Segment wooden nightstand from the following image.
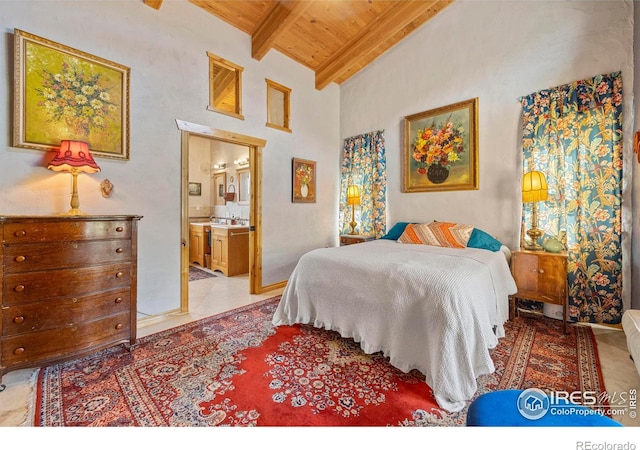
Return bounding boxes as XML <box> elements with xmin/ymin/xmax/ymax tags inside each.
<box><xmin>339</xmin><ymin>234</ymin><xmax>375</xmax><ymax>246</ymax></box>
<box><xmin>510</xmin><ymin>249</ymin><xmax>569</xmax><ymax>333</ymax></box>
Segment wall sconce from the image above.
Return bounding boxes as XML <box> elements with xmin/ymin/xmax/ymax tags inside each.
<box><xmin>47</xmin><ymin>140</ymin><xmax>101</xmax><ymax>215</ymax></box>
<box><xmin>346</xmin><ymin>185</ymin><xmax>361</xmax><ymax>235</ymax></box>
<box><xmin>212</xmin><ymin>163</ymin><xmax>226</xmax><ymax>170</ymax></box>
<box><xmin>234</xmin><ymin>158</ymin><xmax>249</xmax><ymax>167</ymax></box>
<box><xmin>100</xmin><ymin>179</ymin><xmax>114</xmax><ymax>198</ymax></box>
<box><xmin>522</xmin><ymin>170</ymin><xmax>548</xmax><ymax>251</ymax></box>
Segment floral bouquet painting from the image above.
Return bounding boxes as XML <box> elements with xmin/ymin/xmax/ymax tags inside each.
<box><xmin>14</xmin><ymin>30</ymin><xmax>130</xmax><ymax>159</ymax></box>
<box><xmin>292</xmin><ymin>158</ymin><xmax>316</xmax><ymax>203</ymax></box>
<box><xmin>402</xmin><ymin>98</ymin><xmax>479</xmax><ymax>192</ymax></box>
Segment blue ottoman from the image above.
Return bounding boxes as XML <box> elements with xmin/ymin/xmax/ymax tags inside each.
<box><xmin>466</xmin><ymin>389</ymin><xmax>622</xmax><ymax>426</ymax></box>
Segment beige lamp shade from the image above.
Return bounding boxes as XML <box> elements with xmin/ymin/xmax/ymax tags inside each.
<box><xmin>522</xmin><ymin>171</ymin><xmax>548</xmax><ymax>203</ymax></box>
<box><xmin>346</xmin><ymin>185</ymin><xmax>361</xmax><ymax>206</ymax></box>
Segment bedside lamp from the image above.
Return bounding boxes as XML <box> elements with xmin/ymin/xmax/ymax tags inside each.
<box><xmin>346</xmin><ymin>185</ymin><xmax>361</xmax><ymax>235</ymax></box>
<box><xmin>48</xmin><ymin>140</ymin><xmax>101</xmax><ymax>215</ymax></box>
<box><xmin>522</xmin><ymin>170</ymin><xmax>548</xmax><ymax>251</ymax></box>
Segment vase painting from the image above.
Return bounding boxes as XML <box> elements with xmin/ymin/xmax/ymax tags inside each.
<box><xmin>402</xmin><ymin>98</ymin><xmax>478</xmax><ymax>192</ymax></box>
<box><xmin>292</xmin><ymin>158</ymin><xmax>316</xmax><ymax>203</ymax></box>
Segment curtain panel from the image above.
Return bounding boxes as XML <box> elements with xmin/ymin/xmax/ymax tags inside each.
<box><xmin>520</xmin><ymin>72</ymin><xmax>623</xmax><ymax>324</ymax></box>
<box><xmin>339</xmin><ymin>131</ymin><xmax>387</xmax><ymax>238</ymax></box>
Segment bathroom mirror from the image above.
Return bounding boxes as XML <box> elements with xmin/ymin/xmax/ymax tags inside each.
<box><xmin>237</xmin><ymin>168</ymin><xmax>250</xmax><ymax>205</ymax></box>
<box><xmin>207</xmin><ymin>52</ymin><xmax>244</xmax><ymax>120</ymax></box>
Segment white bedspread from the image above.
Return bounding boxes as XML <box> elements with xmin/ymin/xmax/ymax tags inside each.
<box><xmin>271</xmin><ymin>239</ymin><xmax>517</xmax><ymax>412</ymax></box>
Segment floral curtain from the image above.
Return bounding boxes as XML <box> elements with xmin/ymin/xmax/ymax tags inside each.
<box><xmin>520</xmin><ymin>72</ymin><xmax>623</xmax><ymax>324</ymax></box>
<box><xmin>339</xmin><ymin>131</ymin><xmax>387</xmax><ymax>238</ymax></box>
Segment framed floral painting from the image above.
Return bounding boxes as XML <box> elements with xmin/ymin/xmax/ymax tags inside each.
<box><xmin>13</xmin><ymin>29</ymin><xmax>130</xmax><ymax>160</ymax></box>
<box><xmin>402</xmin><ymin>98</ymin><xmax>478</xmax><ymax>192</ymax></box>
<box><xmin>292</xmin><ymin>158</ymin><xmax>316</xmax><ymax>203</ymax></box>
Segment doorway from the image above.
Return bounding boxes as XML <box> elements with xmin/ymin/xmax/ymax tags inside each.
<box><xmin>178</xmin><ymin>121</ymin><xmax>267</xmax><ymax>314</ymax></box>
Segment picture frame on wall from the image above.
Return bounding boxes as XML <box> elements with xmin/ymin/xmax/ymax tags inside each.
<box><xmin>13</xmin><ymin>29</ymin><xmax>131</xmax><ymax>160</ymax></box>
<box><xmin>292</xmin><ymin>158</ymin><xmax>316</xmax><ymax>203</ymax></box>
<box><xmin>402</xmin><ymin>97</ymin><xmax>479</xmax><ymax>192</ymax></box>
<box><xmin>188</xmin><ymin>182</ymin><xmax>202</xmax><ymax>196</ymax></box>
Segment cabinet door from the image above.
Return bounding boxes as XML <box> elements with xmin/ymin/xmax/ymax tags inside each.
<box><xmin>189</xmin><ymin>230</ymin><xmax>203</xmax><ymax>264</ymax></box>
<box><xmin>211</xmin><ymin>234</ymin><xmax>227</xmax><ymax>269</ymax></box>
<box><xmin>512</xmin><ymin>252</ymin><xmax>539</xmax><ymax>293</ymax></box>
<box><xmin>536</xmin><ymin>254</ymin><xmax>567</xmax><ymax>301</ymax></box>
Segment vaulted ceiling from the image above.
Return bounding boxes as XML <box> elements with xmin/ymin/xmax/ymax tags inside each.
<box><xmin>143</xmin><ymin>0</ymin><xmax>454</xmax><ymax>90</ymax></box>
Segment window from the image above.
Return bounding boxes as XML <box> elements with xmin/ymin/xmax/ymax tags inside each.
<box><xmin>207</xmin><ymin>52</ymin><xmax>244</xmax><ymax>120</ymax></box>
<box><xmin>265</xmin><ymin>79</ymin><xmax>291</xmax><ymax>132</ymax></box>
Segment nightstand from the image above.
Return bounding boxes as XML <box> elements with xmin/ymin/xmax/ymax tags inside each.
<box><xmin>510</xmin><ymin>249</ymin><xmax>569</xmax><ymax>333</ymax></box>
<box><xmin>339</xmin><ymin>234</ymin><xmax>375</xmax><ymax>246</ymax></box>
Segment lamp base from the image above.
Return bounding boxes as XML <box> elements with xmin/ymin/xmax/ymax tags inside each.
<box><xmin>348</xmin><ymin>221</ymin><xmax>357</xmax><ymax>235</ymax></box>
<box><xmin>525</xmin><ymin>227</ymin><xmax>544</xmax><ymax>251</ymax></box>
<box><xmin>62</xmin><ymin>208</ymin><xmax>87</xmax><ymax>216</ymax></box>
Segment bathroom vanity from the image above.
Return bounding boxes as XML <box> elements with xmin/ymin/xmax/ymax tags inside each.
<box><xmin>189</xmin><ymin>223</ymin><xmax>249</xmax><ymax>277</ymax></box>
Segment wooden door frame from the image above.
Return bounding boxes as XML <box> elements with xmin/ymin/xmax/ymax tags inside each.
<box><xmin>178</xmin><ymin>122</ymin><xmax>266</xmax><ymax>313</ymax></box>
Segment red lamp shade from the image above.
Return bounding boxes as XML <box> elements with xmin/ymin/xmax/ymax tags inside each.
<box><xmin>47</xmin><ymin>140</ymin><xmax>101</xmax><ymax>174</ymax></box>
<box><xmin>48</xmin><ymin>140</ymin><xmax>101</xmax><ymax>215</ymax></box>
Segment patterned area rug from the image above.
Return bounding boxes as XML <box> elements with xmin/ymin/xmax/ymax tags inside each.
<box><xmin>34</xmin><ymin>297</ymin><xmax>604</xmax><ymax>426</ymax></box>
<box><xmin>189</xmin><ymin>265</ymin><xmax>216</xmax><ymax>281</ymax></box>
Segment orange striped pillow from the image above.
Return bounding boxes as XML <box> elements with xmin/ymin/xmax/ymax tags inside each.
<box><xmin>398</xmin><ymin>222</ymin><xmax>474</xmax><ymax>248</ymax></box>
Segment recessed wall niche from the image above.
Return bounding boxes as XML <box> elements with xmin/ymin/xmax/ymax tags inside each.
<box><xmin>207</xmin><ymin>52</ymin><xmax>244</xmax><ymax>120</ymax></box>
<box><xmin>265</xmin><ymin>78</ymin><xmax>291</xmax><ymax>133</ymax></box>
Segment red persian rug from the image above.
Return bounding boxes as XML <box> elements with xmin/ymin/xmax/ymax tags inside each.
<box><xmin>34</xmin><ymin>297</ymin><xmax>605</xmax><ymax>426</ymax></box>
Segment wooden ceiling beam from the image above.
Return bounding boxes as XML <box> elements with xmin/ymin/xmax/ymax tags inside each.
<box><xmin>315</xmin><ymin>0</ymin><xmax>451</xmax><ymax>90</ymax></box>
<box><xmin>252</xmin><ymin>1</ymin><xmax>312</xmax><ymax>61</ymax></box>
<box><xmin>143</xmin><ymin>0</ymin><xmax>163</xmax><ymax>10</ymax></box>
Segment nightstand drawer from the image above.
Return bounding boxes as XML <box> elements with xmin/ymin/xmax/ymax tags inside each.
<box><xmin>339</xmin><ymin>235</ymin><xmax>375</xmax><ymax>246</ymax></box>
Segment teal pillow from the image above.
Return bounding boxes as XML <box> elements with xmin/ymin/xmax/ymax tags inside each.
<box><xmin>381</xmin><ymin>222</ymin><xmax>413</xmax><ymax>240</ymax></box>
<box><xmin>467</xmin><ymin>228</ymin><xmax>502</xmax><ymax>252</ymax></box>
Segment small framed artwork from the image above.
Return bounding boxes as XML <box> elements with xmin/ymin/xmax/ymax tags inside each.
<box><xmin>213</xmin><ymin>173</ymin><xmax>226</xmax><ymax>205</ymax></box>
<box><xmin>188</xmin><ymin>182</ymin><xmax>202</xmax><ymax>196</ymax></box>
<box><xmin>402</xmin><ymin>97</ymin><xmax>479</xmax><ymax>192</ymax></box>
<box><xmin>292</xmin><ymin>158</ymin><xmax>316</xmax><ymax>203</ymax></box>
<box><xmin>13</xmin><ymin>29</ymin><xmax>130</xmax><ymax>160</ymax></box>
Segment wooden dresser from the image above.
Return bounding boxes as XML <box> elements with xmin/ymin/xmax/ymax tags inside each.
<box><xmin>0</xmin><ymin>215</ymin><xmax>141</xmax><ymax>390</ymax></box>
<box><xmin>339</xmin><ymin>234</ymin><xmax>375</xmax><ymax>246</ymax></box>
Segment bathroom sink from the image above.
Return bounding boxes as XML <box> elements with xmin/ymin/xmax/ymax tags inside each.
<box><xmin>210</xmin><ymin>223</ymin><xmax>248</xmax><ymax>229</ymax></box>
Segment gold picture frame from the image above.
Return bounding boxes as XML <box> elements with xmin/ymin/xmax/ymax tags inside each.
<box><xmin>292</xmin><ymin>158</ymin><xmax>316</xmax><ymax>203</ymax></box>
<box><xmin>402</xmin><ymin>98</ymin><xmax>479</xmax><ymax>192</ymax></box>
<box><xmin>13</xmin><ymin>29</ymin><xmax>130</xmax><ymax>160</ymax></box>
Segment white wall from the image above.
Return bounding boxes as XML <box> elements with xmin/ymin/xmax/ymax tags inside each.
<box><xmin>0</xmin><ymin>0</ymin><xmax>340</xmax><ymax>315</ymax></box>
<box><xmin>341</xmin><ymin>0</ymin><xmax>635</xmax><ymax>306</ymax></box>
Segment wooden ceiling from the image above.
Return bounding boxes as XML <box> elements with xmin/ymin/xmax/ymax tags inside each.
<box><xmin>144</xmin><ymin>0</ymin><xmax>453</xmax><ymax>90</ymax></box>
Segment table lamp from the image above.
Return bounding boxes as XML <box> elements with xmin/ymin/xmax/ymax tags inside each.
<box><xmin>346</xmin><ymin>185</ymin><xmax>361</xmax><ymax>235</ymax></box>
<box><xmin>47</xmin><ymin>140</ymin><xmax>101</xmax><ymax>215</ymax></box>
<box><xmin>522</xmin><ymin>170</ymin><xmax>548</xmax><ymax>251</ymax></box>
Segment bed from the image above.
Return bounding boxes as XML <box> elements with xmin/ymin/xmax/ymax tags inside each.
<box><xmin>271</xmin><ymin>227</ymin><xmax>518</xmax><ymax>412</ymax></box>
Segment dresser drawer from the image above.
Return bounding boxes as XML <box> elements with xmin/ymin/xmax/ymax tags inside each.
<box><xmin>3</xmin><ymin>263</ymin><xmax>132</xmax><ymax>305</ymax></box>
<box><xmin>2</xmin><ymin>288</ymin><xmax>131</xmax><ymax>336</ymax></box>
<box><xmin>3</xmin><ymin>219</ymin><xmax>132</xmax><ymax>244</ymax></box>
<box><xmin>3</xmin><ymin>240</ymin><xmax>132</xmax><ymax>273</ymax></box>
<box><xmin>1</xmin><ymin>312</ymin><xmax>131</xmax><ymax>366</ymax></box>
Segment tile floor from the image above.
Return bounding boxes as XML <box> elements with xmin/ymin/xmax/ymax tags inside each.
<box><xmin>0</xmin><ymin>268</ymin><xmax>638</xmax><ymax>427</ymax></box>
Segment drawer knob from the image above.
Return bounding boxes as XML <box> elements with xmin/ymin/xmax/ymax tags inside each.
<box><xmin>116</xmin><ymin>248</ymin><xmax>124</xmax><ymax>253</ymax></box>
<box><xmin>116</xmin><ymin>272</ymin><xmax>124</xmax><ymax>278</ymax></box>
<box><xmin>14</xmin><ymin>285</ymin><xmax>25</xmax><ymax>292</ymax></box>
<box><xmin>13</xmin><ymin>316</ymin><xmax>25</xmax><ymax>324</ymax></box>
<box><xmin>15</xmin><ymin>255</ymin><xmax>26</xmax><ymax>263</ymax></box>
<box><xmin>116</xmin><ymin>226</ymin><xmax>124</xmax><ymax>232</ymax></box>
<box><xmin>13</xmin><ymin>230</ymin><xmax>26</xmax><ymax>237</ymax></box>
<box><xmin>115</xmin><ymin>323</ymin><xmax>123</xmax><ymax>330</ymax></box>
<box><xmin>14</xmin><ymin>347</ymin><xmax>25</xmax><ymax>355</ymax></box>
<box><xmin>115</xmin><ymin>297</ymin><xmax>123</xmax><ymax>304</ymax></box>
<box><xmin>539</xmin><ymin>269</ymin><xmax>545</xmax><ymax>274</ymax></box>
